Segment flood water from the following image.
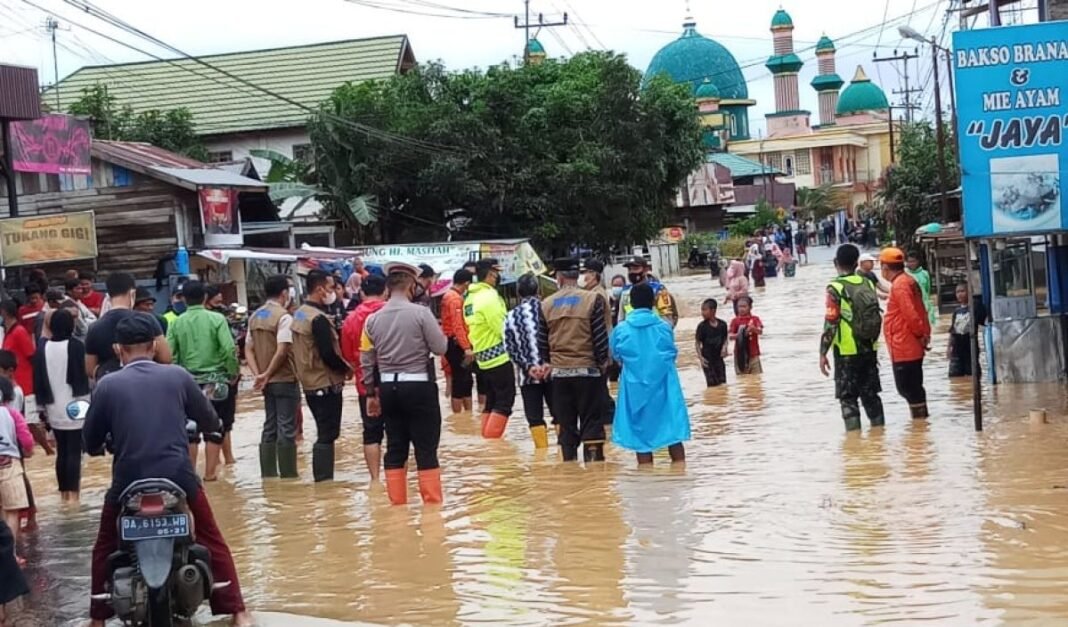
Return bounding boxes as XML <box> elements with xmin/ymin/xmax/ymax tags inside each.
<box><xmin>15</xmin><ymin>245</ymin><xmax>1068</xmax><ymax>626</ymax></box>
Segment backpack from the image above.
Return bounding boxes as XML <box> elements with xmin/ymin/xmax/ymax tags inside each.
<box><xmin>834</xmin><ymin>277</ymin><xmax>882</xmax><ymax>342</ymax></box>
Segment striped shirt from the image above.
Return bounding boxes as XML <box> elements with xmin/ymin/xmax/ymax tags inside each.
<box><xmin>504</xmin><ymin>297</ymin><xmax>546</xmax><ymax>387</ymax></box>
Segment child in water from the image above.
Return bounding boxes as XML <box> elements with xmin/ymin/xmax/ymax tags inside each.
<box><xmin>948</xmin><ymin>283</ymin><xmax>977</xmax><ymax>378</ymax></box>
<box><xmin>695</xmin><ymin>299</ymin><xmax>728</xmax><ymax>387</ymax></box>
<box><xmin>729</xmin><ymin>296</ymin><xmax>764</xmax><ymax>375</ymax></box>
<box><xmin>610</xmin><ymin>283</ymin><xmax>690</xmax><ymax>466</ymax></box>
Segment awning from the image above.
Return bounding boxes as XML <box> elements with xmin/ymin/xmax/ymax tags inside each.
<box><xmin>151</xmin><ymin>167</ymin><xmax>268</xmax><ymax>192</ymax></box>
<box><xmin>726</xmin><ymin>204</ymin><xmax>758</xmax><ymax>214</ymax></box>
<box><xmin>197</xmin><ymin>249</ymin><xmax>298</xmax><ymax>264</ymax></box>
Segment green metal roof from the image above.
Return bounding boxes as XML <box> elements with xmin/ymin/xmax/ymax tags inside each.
<box><xmin>695</xmin><ymin>79</ymin><xmax>720</xmax><ymax>99</ymax></box>
<box><xmin>765</xmin><ymin>53</ymin><xmax>803</xmax><ymax>74</ymax></box>
<box><xmin>811</xmin><ymin>73</ymin><xmax>844</xmax><ymax>92</ymax></box>
<box><xmin>816</xmin><ymin>35</ymin><xmax>836</xmax><ymax>53</ymax></box>
<box><xmin>527</xmin><ymin>38</ymin><xmax>546</xmax><ymax>55</ymax></box>
<box><xmin>708</xmin><ymin>152</ymin><xmax>781</xmax><ymax>178</ymax></box>
<box><xmin>642</xmin><ymin>21</ymin><xmax>749</xmax><ymax>100</ymax></box>
<box><xmin>836</xmin><ymin>66</ymin><xmax>889</xmax><ymax>115</ymax></box>
<box><xmin>45</xmin><ymin>36</ymin><xmax>413</xmax><ymax>136</ymax></box>
<box><xmin>771</xmin><ymin>9</ymin><xmax>794</xmax><ymax>29</ymax></box>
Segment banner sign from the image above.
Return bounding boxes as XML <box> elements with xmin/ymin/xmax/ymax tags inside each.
<box><xmin>198</xmin><ymin>187</ymin><xmax>243</xmax><ymax>247</ymax></box>
<box><xmin>10</xmin><ymin>114</ymin><xmax>91</xmax><ymax>175</ymax></box>
<box><xmin>0</xmin><ymin>211</ymin><xmax>97</xmax><ymax>266</ymax></box>
<box><xmin>352</xmin><ymin>241</ymin><xmax>546</xmax><ymax>286</ymax></box>
<box><xmin>954</xmin><ymin>23</ymin><xmax>1068</xmax><ymax>237</ymax></box>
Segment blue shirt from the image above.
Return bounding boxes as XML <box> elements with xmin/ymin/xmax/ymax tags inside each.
<box><xmin>83</xmin><ymin>359</ymin><xmax>220</xmax><ymax>504</ymax></box>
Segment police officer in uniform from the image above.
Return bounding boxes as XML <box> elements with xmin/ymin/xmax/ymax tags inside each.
<box><xmin>464</xmin><ymin>258</ymin><xmax>515</xmax><ymax>439</ymax></box>
<box><xmin>361</xmin><ymin>263</ymin><xmax>448</xmax><ymax>505</ymax></box>
<box><xmin>290</xmin><ymin>270</ymin><xmax>351</xmax><ymax>481</ymax></box>
<box><xmin>538</xmin><ymin>258</ymin><xmax>610</xmax><ymax>463</ymax></box>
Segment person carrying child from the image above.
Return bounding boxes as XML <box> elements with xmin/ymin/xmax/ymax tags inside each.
<box><xmin>729</xmin><ymin>296</ymin><xmax>764</xmax><ymax>375</ymax></box>
<box><xmin>695</xmin><ymin>299</ymin><xmax>728</xmax><ymax>387</ymax></box>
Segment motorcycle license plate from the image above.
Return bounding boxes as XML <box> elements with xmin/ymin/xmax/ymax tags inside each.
<box><xmin>120</xmin><ymin>514</ymin><xmax>190</xmax><ymax>541</ymax></box>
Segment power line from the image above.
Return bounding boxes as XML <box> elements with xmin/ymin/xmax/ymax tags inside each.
<box><xmin>340</xmin><ymin>0</ymin><xmax>510</xmax><ymax>19</ymax></box>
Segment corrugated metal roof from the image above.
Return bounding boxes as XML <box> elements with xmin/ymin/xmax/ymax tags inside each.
<box><xmin>0</xmin><ymin>64</ymin><xmax>42</xmax><ymax>120</ymax></box>
<box><xmin>151</xmin><ymin>167</ymin><xmax>267</xmax><ymax>191</ymax></box>
<box><xmin>90</xmin><ymin>140</ymin><xmax>266</xmax><ymax>191</ymax></box>
<box><xmin>708</xmin><ymin>152</ymin><xmax>782</xmax><ymax>178</ymax></box>
<box><xmin>46</xmin><ymin>36</ymin><xmax>412</xmax><ymax>136</ymax></box>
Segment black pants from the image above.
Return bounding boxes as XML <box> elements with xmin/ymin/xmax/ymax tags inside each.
<box><xmin>702</xmin><ymin>356</ymin><xmax>727</xmax><ymax>387</ymax></box>
<box><xmin>211</xmin><ymin>383</ymin><xmax>238</xmax><ymax>434</ymax></box>
<box><xmin>358</xmin><ymin>394</ymin><xmax>385</xmax><ymax>445</ymax></box>
<box><xmin>551</xmin><ymin>377</ymin><xmax>606</xmax><ymax>461</ymax></box>
<box><xmin>0</xmin><ymin>520</ymin><xmax>29</xmax><ymax>604</ymax></box>
<box><xmin>892</xmin><ymin>359</ymin><xmax>928</xmax><ymax>417</ymax></box>
<box><xmin>835</xmin><ymin>352</ymin><xmax>884</xmax><ymax>428</ymax></box>
<box><xmin>380</xmin><ymin>381</ymin><xmax>441</xmax><ymax>471</ymax></box>
<box><xmin>520</xmin><ymin>382</ymin><xmax>553</xmax><ymax>428</ymax></box>
<box><xmin>261</xmin><ymin>381</ymin><xmax>299</xmax><ymax>444</ymax></box>
<box><xmin>305</xmin><ymin>387</ymin><xmax>343</xmax><ymax>444</ymax></box>
<box><xmin>445</xmin><ymin>340</ymin><xmax>474</xmax><ymax>399</ymax></box>
<box><xmin>481</xmin><ymin>362</ymin><xmax>516</xmax><ymax>416</ymax></box>
<box><xmin>599</xmin><ymin>374</ymin><xmax>615</xmax><ymax>427</ymax></box>
<box><xmin>54</xmin><ymin>428</ymin><xmax>83</xmax><ymax>492</ymax></box>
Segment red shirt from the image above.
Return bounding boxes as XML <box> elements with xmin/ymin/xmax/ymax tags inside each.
<box><xmin>3</xmin><ymin>324</ymin><xmax>35</xmax><ymax>395</ymax></box>
<box><xmin>17</xmin><ymin>302</ymin><xmax>43</xmax><ymax>337</ymax></box>
<box><xmin>729</xmin><ymin>315</ymin><xmax>764</xmax><ymax>357</ymax></box>
<box><xmin>81</xmin><ymin>290</ymin><xmax>105</xmax><ymax>315</ymax></box>
<box><xmin>340</xmin><ymin>299</ymin><xmax>386</xmax><ymax>396</ymax></box>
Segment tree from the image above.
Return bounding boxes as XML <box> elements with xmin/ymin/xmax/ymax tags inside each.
<box><xmin>308</xmin><ymin>52</ymin><xmax>704</xmax><ymax>251</ymax></box>
<box><xmin>248</xmin><ymin>149</ymin><xmax>378</xmax><ymax>226</ymax></box>
<box><xmin>797</xmin><ymin>183</ymin><xmax>849</xmax><ymax>219</ymax></box>
<box><xmin>68</xmin><ymin>84</ymin><xmax>208</xmax><ymax>160</ymax></box>
<box><xmin>877</xmin><ymin>121</ymin><xmax>960</xmax><ymax>240</ymax></box>
<box><xmin>727</xmin><ymin>200</ymin><xmax>781</xmax><ymax>237</ymax></box>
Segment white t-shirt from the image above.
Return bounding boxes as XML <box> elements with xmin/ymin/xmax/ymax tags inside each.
<box><xmin>43</xmin><ymin>340</ymin><xmax>88</xmax><ymax>431</ymax></box>
<box><xmin>277</xmin><ymin>313</ymin><xmax>293</xmax><ymax>344</ymax></box>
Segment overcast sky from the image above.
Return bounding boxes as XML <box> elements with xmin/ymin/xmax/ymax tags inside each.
<box><xmin>0</xmin><ymin>0</ymin><xmax>1016</xmax><ymax>135</ymax></box>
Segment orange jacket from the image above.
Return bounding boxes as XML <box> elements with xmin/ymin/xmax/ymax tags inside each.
<box><xmin>884</xmin><ymin>272</ymin><xmax>931</xmax><ymax>363</ymax></box>
<box><xmin>341</xmin><ymin>299</ymin><xmax>386</xmax><ymax>396</ymax></box>
<box><xmin>440</xmin><ymin>288</ymin><xmax>471</xmax><ymax>350</ymax></box>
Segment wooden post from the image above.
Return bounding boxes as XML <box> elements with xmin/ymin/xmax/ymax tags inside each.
<box><xmin>1</xmin><ymin>120</ymin><xmax>18</xmax><ymax>218</ymax></box>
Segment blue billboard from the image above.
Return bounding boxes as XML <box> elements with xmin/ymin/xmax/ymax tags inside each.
<box><xmin>954</xmin><ymin>22</ymin><xmax>1068</xmax><ymax>237</ymax></box>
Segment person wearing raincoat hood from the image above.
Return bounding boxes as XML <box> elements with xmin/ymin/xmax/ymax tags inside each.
<box><xmin>609</xmin><ymin>283</ymin><xmax>690</xmax><ymax>466</ymax></box>
<box><xmin>723</xmin><ymin>260</ymin><xmax>749</xmax><ymax>315</ymax></box>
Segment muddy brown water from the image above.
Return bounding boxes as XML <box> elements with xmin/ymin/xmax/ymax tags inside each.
<box><xmin>14</xmin><ymin>245</ymin><xmax>1068</xmax><ymax>626</ymax></box>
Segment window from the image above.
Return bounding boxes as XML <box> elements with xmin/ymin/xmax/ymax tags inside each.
<box><xmin>767</xmin><ymin>153</ymin><xmax>782</xmax><ymax>171</ymax></box>
<box><xmin>795</xmin><ymin>150</ymin><xmax>811</xmax><ymax>175</ymax></box>
<box><xmin>292</xmin><ymin>143</ymin><xmax>313</xmax><ymax>163</ymax></box>
<box><xmin>784</xmin><ymin>156</ymin><xmax>794</xmax><ymax>176</ymax></box>
<box><xmin>206</xmin><ymin>150</ymin><xmax>232</xmax><ymax>163</ymax></box>
<box><xmin>729</xmin><ymin>114</ymin><xmax>737</xmax><ymax>137</ymax></box>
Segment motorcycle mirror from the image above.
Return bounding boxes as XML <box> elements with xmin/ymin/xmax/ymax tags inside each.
<box><xmin>66</xmin><ymin>400</ymin><xmax>90</xmax><ymax>420</ymax></box>
<box><xmin>234</xmin><ymin>305</ymin><xmax>248</xmax><ymax>315</ymax></box>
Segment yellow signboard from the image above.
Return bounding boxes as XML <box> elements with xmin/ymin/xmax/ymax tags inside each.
<box><xmin>0</xmin><ymin>211</ymin><xmax>97</xmax><ymax>267</ymax></box>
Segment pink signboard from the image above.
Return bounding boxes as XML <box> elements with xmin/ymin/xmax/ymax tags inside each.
<box><xmin>10</xmin><ymin>114</ymin><xmax>92</xmax><ymax>175</ymax></box>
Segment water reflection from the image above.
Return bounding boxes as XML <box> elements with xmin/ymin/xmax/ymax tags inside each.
<box><xmin>13</xmin><ymin>246</ymin><xmax>1068</xmax><ymax>625</ymax></box>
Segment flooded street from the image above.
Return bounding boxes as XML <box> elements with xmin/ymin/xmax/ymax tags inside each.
<box><xmin>16</xmin><ymin>245</ymin><xmax>1068</xmax><ymax>626</ymax></box>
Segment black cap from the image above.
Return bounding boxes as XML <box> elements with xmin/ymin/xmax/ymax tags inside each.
<box><xmin>552</xmin><ymin>258</ymin><xmax>581</xmax><ymax>273</ymax></box>
<box><xmin>581</xmin><ymin>259</ymin><xmax>604</xmax><ymax>274</ymax></box>
<box><xmin>623</xmin><ymin>256</ymin><xmax>649</xmax><ymax>269</ymax></box>
<box><xmin>45</xmin><ymin>288</ymin><xmax>64</xmax><ymax>304</ymax></box>
<box><xmin>115</xmin><ymin>312</ymin><xmax>160</xmax><ymax>345</ymax></box>
<box><xmin>476</xmin><ymin>258</ymin><xmax>501</xmax><ymax>273</ymax></box>
<box><xmin>418</xmin><ymin>263</ymin><xmax>436</xmax><ymax>279</ymax></box>
<box><xmin>134</xmin><ymin>287</ymin><xmax>156</xmax><ymax>305</ymax></box>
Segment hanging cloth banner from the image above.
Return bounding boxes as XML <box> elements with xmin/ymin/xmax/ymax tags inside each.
<box><xmin>198</xmin><ymin>187</ymin><xmax>243</xmax><ymax>247</ymax></box>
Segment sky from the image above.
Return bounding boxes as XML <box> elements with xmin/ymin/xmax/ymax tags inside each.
<box><xmin>0</xmin><ymin>0</ymin><xmax>1024</xmax><ymax>136</ymax></box>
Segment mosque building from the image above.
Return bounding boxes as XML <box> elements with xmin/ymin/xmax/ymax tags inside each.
<box><xmin>644</xmin><ymin>7</ymin><xmax>896</xmax><ymax>231</ymax></box>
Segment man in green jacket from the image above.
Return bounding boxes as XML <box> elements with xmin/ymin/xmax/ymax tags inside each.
<box><xmin>463</xmin><ymin>258</ymin><xmax>515</xmax><ymax>439</ymax></box>
<box><xmin>167</xmin><ymin>280</ymin><xmax>239</xmax><ymax>481</ymax></box>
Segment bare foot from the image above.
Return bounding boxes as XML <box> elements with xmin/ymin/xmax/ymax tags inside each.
<box><xmin>203</xmin><ymin>475</ymin><xmax>218</xmax><ymax>482</ymax></box>
<box><xmin>225</xmin><ymin>458</ymin><xmax>237</xmax><ymax>465</ymax></box>
<box><xmin>231</xmin><ymin>610</ymin><xmax>255</xmax><ymax>626</ymax></box>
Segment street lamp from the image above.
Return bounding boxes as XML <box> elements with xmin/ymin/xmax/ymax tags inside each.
<box><xmin>900</xmin><ymin>25</ymin><xmax>954</xmax><ymax>222</ymax></box>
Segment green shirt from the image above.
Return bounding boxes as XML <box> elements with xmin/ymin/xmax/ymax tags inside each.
<box><xmin>166</xmin><ymin>305</ymin><xmax>238</xmax><ymax>379</ymax></box>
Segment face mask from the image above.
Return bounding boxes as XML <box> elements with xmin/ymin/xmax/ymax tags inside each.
<box><xmin>628</xmin><ymin>273</ymin><xmax>644</xmax><ymax>285</ymax></box>
<box><xmin>611</xmin><ymin>286</ymin><xmax>623</xmax><ymax>298</ymax></box>
<box><xmin>173</xmin><ymin>302</ymin><xmax>187</xmax><ymax>314</ymax></box>
<box><xmin>324</xmin><ymin>291</ymin><xmax>338</xmax><ymax>306</ymax></box>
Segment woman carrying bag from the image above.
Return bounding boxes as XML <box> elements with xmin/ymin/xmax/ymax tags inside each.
<box><xmin>33</xmin><ymin>309</ymin><xmax>90</xmax><ymax>503</ymax></box>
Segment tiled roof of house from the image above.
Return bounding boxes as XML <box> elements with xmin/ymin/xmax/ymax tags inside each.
<box><xmin>46</xmin><ymin>36</ymin><xmax>413</xmax><ymax>137</ymax></box>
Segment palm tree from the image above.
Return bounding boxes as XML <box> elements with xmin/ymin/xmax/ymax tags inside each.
<box><xmin>796</xmin><ymin>183</ymin><xmax>849</xmax><ymax>219</ymax></box>
<box><xmin>249</xmin><ymin>149</ymin><xmax>378</xmax><ymax>226</ymax></box>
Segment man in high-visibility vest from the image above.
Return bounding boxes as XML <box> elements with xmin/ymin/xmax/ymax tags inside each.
<box><xmin>618</xmin><ymin>256</ymin><xmax>677</xmax><ymax>328</ymax></box>
<box><xmin>819</xmin><ymin>244</ymin><xmax>885</xmax><ymax>431</ymax></box>
<box><xmin>464</xmin><ymin>258</ymin><xmax>515</xmax><ymax>438</ymax></box>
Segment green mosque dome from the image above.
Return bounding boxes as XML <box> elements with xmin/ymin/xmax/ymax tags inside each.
<box><xmin>771</xmin><ymin>9</ymin><xmax>794</xmax><ymax>29</ymax></box>
<box><xmin>526</xmin><ymin>38</ymin><xmax>546</xmax><ymax>55</ymax></box>
<box><xmin>642</xmin><ymin>20</ymin><xmax>748</xmax><ymax>100</ymax></box>
<box><xmin>816</xmin><ymin>35</ymin><xmax>835</xmax><ymax>53</ymax></box>
<box><xmin>695</xmin><ymin>79</ymin><xmax>720</xmax><ymax>99</ymax></box>
<box><xmin>836</xmin><ymin>66</ymin><xmax>889</xmax><ymax>115</ymax></box>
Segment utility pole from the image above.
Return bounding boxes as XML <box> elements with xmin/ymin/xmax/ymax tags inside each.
<box><xmin>514</xmin><ymin>0</ymin><xmax>568</xmax><ymax>64</ymax></box>
<box><xmin>931</xmin><ymin>41</ymin><xmax>951</xmax><ymax>223</ymax></box>
<box><xmin>873</xmin><ymin>49</ymin><xmax>921</xmax><ymax>122</ymax></box>
<box><xmin>46</xmin><ymin>17</ymin><xmax>61</xmax><ymax>109</ymax></box>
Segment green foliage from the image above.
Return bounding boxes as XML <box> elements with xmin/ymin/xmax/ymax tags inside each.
<box><xmin>309</xmin><ymin>52</ymin><xmax>705</xmax><ymax>250</ymax></box>
<box><xmin>68</xmin><ymin>84</ymin><xmax>208</xmax><ymax>161</ymax></box>
<box><xmin>727</xmin><ymin>200</ymin><xmax>782</xmax><ymax>237</ymax></box>
<box><xmin>797</xmin><ymin>183</ymin><xmax>849</xmax><ymax>219</ymax></box>
<box><xmin>718</xmin><ymin>236</ymin><xmax>749</xmax><ymax>260</ymax></box>
<box><xmin>249</xmin><ymin>149</ymin><xmax>378</xmax><ymax>225</ymax></box>
<box><xmin>877</xmin><ymin>121</ymin><xmax>960</xmax><ymax>239</ymax></box>
<box><xmin>680</xmin><ymin>231</ymin><xmax>720</xmax><ymax>253</ymax></box>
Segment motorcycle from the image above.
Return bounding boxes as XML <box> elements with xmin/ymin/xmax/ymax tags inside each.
<box><xmin>95</xmin><ymin>478</ymin><xmax>224</xmax><ymax>626</ymax></box>
<box><xmin>708</xmin><ymin>246</ymin><xmax>722</xmax><ymax>280</ymax></box>
<box><xmin>225</xmin><ymin>304</ymin><xmax>248</xmax><ymax>362</ymax></box>
<box><xmin>687</xmin><ymin>246</ymin><xmax>711</xmax><ymax>269</ymax></box>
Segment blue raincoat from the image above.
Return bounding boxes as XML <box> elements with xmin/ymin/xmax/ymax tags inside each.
<box><xmin>610</xmin><ymin>308</ymin><xmax>691</xmax><ymax>453</ymax></box>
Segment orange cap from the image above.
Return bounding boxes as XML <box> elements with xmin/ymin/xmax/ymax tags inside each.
<box><xmin>878</xmin><ymin>247</ymin><xmax>905</xmax><ymax>264</ymax></box>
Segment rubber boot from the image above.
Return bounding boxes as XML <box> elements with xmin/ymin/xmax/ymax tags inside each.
<box><xmin>385</xmin><ymin>468</ymin><xmax>408</xmax><ymax>505</ymax></box>
<box><xmin>311</xmin><ymin>443</ymin><xmax>335</xmax><ymax>482</ymax></box>
<box><xmin>843</xmin><ymin>416</ymin><xmax>862</xmax><ymax>432</ymax></box>
<box><xmin>869</xmin><ymin>415</ymin><xmax>886</xmax><ymax>428</ymax></box>
<box><xmin>482</xmin><ymin>412</ymin><xmax>509</xmax><ymax>439</ymax></box>
<box><xmin>480</xmin><ymin>412</ymin><xmax>491</xmax><ymax>435</ymax></box>
<box><xmin>530</xmin><ymin>425</ymin><xmax>549</xmax><ymax>449</ymax></box>
<box><xmin>583</xmin><ymin>442</ymin><xmax>606</xmax><ymax>463</ymax></box>
<box><xmin>910</xmin><ymin>403</ymin><xmax>929</xmax><ymax>420</ymax></box>
<box><xmin>417</xmin><ymin>468</ymin><xmax>443</xmax><ymax>504</ymax></box>
<box><xmin>258</xmin><ymin>443</ymin><xmax>279</xmax><ymax>478</ymax></box>
<box><xmin>277</xmin><ymin>442</ymin><xmax>299</xmax><ymax>478</ymax></box>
